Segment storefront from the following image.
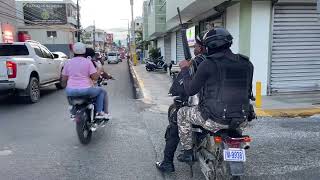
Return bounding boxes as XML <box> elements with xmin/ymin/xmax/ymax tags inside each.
<box><xmin>269</xmin><ymin>0</ymin><xmax>320</xmax><ymax>94</ymax></box>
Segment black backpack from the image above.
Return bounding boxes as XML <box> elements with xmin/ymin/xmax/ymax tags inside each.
<box><xmin>204</xmin><ymin>54</ymin><xmax>254</xmax><ymax>123</ymax></box>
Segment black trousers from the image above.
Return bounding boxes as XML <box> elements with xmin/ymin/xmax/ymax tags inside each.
<box><xmin>163</xmin><ymin>123</ymin><xmax>180</xmax><ymax>163</ymax></box>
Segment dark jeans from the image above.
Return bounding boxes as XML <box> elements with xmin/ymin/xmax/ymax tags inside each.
<box><xmin>163</xmin><ymin>123</ymin><xmax>180</xmax><ymax>163</ymax></box>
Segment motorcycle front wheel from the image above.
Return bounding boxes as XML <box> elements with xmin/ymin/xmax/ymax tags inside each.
<box><xmin>76</xmin><ymin>112</ymin><xmax>92</xmax><ymax>145</ymax></box>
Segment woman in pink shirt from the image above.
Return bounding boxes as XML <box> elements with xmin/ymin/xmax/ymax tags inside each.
<box><xmin>62</xmin><ymin>43</ymin><xmax>107</xmax><ymax>119</ymax></box>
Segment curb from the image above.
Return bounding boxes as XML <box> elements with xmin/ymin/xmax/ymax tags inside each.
<box><xmin>128</xmin><ymin>60</ymin><xmax>144</xmax><ymax>99</ymax></box>
<box><xmin>255</xmin><ymin>107</ymin><xmax>320</xmax><ymax>118</ymax></box>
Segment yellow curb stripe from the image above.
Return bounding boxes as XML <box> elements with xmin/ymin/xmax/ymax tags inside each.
<box><xmin>255</xmin><ymin>107</ymin><xmax>320</xmax><ymax>118</ymax></box>
<box><xmin>132</xmin><ymin>67</ymin><xmax>152</xmax><ymax>103</ymax></box>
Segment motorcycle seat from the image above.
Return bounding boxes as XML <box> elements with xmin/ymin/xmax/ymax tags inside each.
<box><xmin>68</xmin><ymin>96</ymin><xmax>95</xmax><ymax>105</ymax></box>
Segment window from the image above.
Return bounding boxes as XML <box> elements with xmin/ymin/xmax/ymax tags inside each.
<box><xmin>0</xmin><ymin>45</ymin><xmax>29</xmax><ymax>56</ymax></box>
<box><xmin>47</xmin><ymin>31</ymin><xmax>57</xmax><ymax>38</ymax></box>
<box><xmin>40</xmin><ymin>46</ymin><xmax>53</xmax><ymax>59</ymax></box>
<box><xmin>32</xmin><ymin>46</ymin><xmax>44</xmax><ymax>58</ymax></box>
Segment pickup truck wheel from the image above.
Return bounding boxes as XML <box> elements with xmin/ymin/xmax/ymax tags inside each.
<box><xmin>24</xmin><ymin>77</ymin><xmax>40</xmax><ymax>103</ymax></box>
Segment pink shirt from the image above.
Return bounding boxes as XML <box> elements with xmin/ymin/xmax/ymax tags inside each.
<box><xmin>62</xmin><ymin>57</ymin><xmax>97</xmax><ymax>89</ymax></box>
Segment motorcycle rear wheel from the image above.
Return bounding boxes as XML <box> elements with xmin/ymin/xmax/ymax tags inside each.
<box><xmin>213</xmin><ymin>146</ymin><xmax>240</xmax><ymax>180</ymax></box>
<box><xmin>76</xmin><ymin>113</ymin><xmax>92</xmax><ymax>145</ymax></box>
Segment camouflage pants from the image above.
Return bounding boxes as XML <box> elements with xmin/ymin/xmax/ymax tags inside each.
<box><xmin>177</xmin><ymin>106</ymin><xmax>229</xmax><ymax>150</ymax></box>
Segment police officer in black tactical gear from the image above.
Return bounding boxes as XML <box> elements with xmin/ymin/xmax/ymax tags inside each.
<box><xmin>155</xmin><ymin>35</ymin><xmax>207</xmax><ymax>173</ymax></box>
<box><xmin>176</xmin><ymin>27</ymin><xmax>254</xmax><ymax>162</ymax></box>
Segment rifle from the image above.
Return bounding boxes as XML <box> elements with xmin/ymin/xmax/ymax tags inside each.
<box><xmin>177</xmin><ymin>7</ymin><xmax>192</xmax><ymax>61</ymax></box>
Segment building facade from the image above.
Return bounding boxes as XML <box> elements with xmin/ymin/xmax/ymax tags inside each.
<box><xmin>82</xmin><ymin>26</ymin><xmax>106</xmax><ymax>52</ymax></box>
<box><xmin>143</xmin><ymin>0</ymin><xmax>320</xmax><ymax>95</ymax></box>
<box><xmin>0</xmin><ymin>0</ymin><xmax>17</xmax><ymax>43</ymax></box>
<box><xmin>15</xmin><ymin>0</ymin><xmax>78</xmax><ymax>56</ymax></box>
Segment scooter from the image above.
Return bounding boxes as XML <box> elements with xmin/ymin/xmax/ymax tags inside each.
<box><xmin>145</xmin><ymin>56</ymin><xmax>168</xmax><ymax>72</ymax></box>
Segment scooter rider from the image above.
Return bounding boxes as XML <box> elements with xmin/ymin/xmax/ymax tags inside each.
<box><xmin>176</xmin><ymin>27</ymin><xmax>254</xmax><ymax>162</ymax></box>
<box><xmin>62</xmin><ymin>42</ymin><xmax>109</xmax><ymax>119</ymax></box>
<box><xmin>155</xmin><ymin>35</ymin><xmax>207</xmax><ymax>173</ymax></box>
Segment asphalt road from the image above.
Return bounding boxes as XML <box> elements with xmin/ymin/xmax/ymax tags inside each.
<box><xmin>1</xmin><ymin>61</ymin><xmax>320</xmax><ymax>180</ymax></box>
<box><xmin>0</xmin><ymin>61</ymin><xmax>163</xmax><ymax>180</ymax></box>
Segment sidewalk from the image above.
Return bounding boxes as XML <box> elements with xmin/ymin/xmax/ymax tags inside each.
<box><xmin>130</xmin><ymin>63</ymin><xmax>320</xmax><ymax>118</ymax></box>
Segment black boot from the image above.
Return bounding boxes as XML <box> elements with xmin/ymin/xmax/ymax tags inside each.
<box><xmin>177</xmin><ymin>149</ymin><xmax>194</xmax><ymax>163</ymax></box>
<box><xmin>155</xmin><ymin>161</ymin><xmax>175</xmax><ymax>173</ymax></box>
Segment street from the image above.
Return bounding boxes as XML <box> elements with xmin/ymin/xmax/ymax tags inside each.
<box><xmin>0</xmin><ymin>62</ymin><xmax>163</xmax><ymax>180</ymax></box>
<box><xmin>1</xmin><ymin>62</ymin><xmax>320</xmax><ymax>180</ymax></box>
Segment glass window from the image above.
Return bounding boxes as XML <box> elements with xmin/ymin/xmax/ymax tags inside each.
<box><xmin>33</xmin><ymin>46</ymin><xmax>44</xmax><ymax>58</ymax></box>
<box><xmin>40</xmin><ymin>46</ymin><xmax>53</xmax><ymax>59</ymax></box>
<box><xmin>47</xmin><ymin>31</ymin><xmax>57</xmax><ymax>38</ymax></box>
<box><xmin>0</xmin><ymin>45</ymin><xmax>29</xmax><ymax>56</ymax></box>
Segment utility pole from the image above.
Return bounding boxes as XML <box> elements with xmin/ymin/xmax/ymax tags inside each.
<box><xmin>130</xmin><ymin>0</ymin><xmax>137</xmax><ymax>65</ymax></box>
<box><xmin>77</xmin><ymin>0</ymin><xmax>81</xmax><ymax>42</ymax></box>
<box><xmin>93</xmin><ymin>21</ymin><xmax>96</xmax><ymax>51</ymax></box>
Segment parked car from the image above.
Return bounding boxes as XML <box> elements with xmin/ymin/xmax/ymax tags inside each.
<box><xmin>107</xmin><ymin>52</ymin><xmax>119</xmax><ymax>64</ymax></box>
<box><xmin>52</xmin><ymin>51</ymin><xmax>69</xmax><ymax>61</ymax></box>
<box><xmin>0</xmin><ymin>40</ymin><xmax>67</xmax><ymax>103</ymax></box>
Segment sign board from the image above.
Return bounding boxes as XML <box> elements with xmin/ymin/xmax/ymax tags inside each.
<box><xmin>106</xmin><ymin>33</ymin><xmax>114</xmax><ymax>45</ymax></box>
<box><xmin>23</xmin><ymin>3</ymin><xmax>67</xmax><ymax>24</ymax></box>
<box><xmin>187</xmin><ymin>26</ymin><xmax>195</xmax><ymax>47</ymax></box>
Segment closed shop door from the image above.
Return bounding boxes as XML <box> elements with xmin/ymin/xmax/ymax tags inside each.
<box><xmin>270</xmin><ymin>3</ymin><xmax>320</xmax><ymax>94</ymax></box>
<box><xmin>176</xmin><ymin>31</ymin><xmax>184</xmax><ymax>62</ymax></box>
<box><xmin>164</xmin><ymin>35</ymin><xmax>171</xmax><ymax>63</ymax></box>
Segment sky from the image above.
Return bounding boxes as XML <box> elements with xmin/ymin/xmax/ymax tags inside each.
<box><xmin>80</xmin><ymin>0</ymin><xmax>145</xmax><ymax>30</ymax></box>
<box><xmin>17</xmin><ymin>0</ymin><xmax>145</xmax><ymax>30</ymax></box>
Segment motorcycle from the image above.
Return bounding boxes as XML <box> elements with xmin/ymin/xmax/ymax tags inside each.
<box><xmin>145</xmin><ymin>56</ymin><xmax>168</xmax><ymax>72</ymax></box>
<box><xmin>67</xmin><ymin>77</ymin><xmax>111</xmax><ymax>145</ymax></box>
<box><xmin>168</xmin><ymin>95</ymin><xmax>252</xmax><ymax>180</ymax></box>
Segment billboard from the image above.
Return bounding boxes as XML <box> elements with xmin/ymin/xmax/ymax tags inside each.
<box><xmin>186</xmin><ymin>26</ymin><xmax>195</xmax><ymax>47</ymax></box>
<box><xmin>23</xmin><ymin>3</ymin><xmax>67</xmax><ymax>25</ymax></box>
<box><xmin>106</xmin><ymin>33</ymin><xmax>114</xmax><ymax>45</ymax></box>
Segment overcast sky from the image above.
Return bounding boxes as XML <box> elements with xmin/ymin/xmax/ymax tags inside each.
<box><xmin>16</xmin><ymin>0</ymin><xmax>144</xmax><ymax>31</ymax></box>
<box><xmin>80</xmin><ymin>0</ymin><xmax>145</xmax><ymax>30</ymax></box>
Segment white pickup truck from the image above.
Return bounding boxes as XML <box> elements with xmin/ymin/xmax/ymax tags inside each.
<box><xmin>0</xmin><ymin>40</ymin><xmax>66</xmax><ymax>103</ymax></box>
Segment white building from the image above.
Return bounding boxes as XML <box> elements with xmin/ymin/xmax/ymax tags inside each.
<box><xmin>15</xmin><ymin>0</ymin><xmax>78</xmax><ymax>56</ymax></box>
<box><xmin>143</xmin><ymin>0</ymin><xmax>320</xmax><ymax>95</ymax></box>
<box><xmin>82</xmin><ymin>26</ymin><xmax>106</xmax><ymax>52</ymax></box>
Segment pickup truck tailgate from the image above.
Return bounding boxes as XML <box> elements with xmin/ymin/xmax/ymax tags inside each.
<box><xmin>0</xmin><ymin>61</ymin><xmax>8</xmax><ymax>81</ymax></box>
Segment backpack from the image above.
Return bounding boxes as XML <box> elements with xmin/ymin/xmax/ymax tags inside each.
<box><xmin>204</xmin><ymin>54</ymin><xmax>254</xmax><ymax>122</ymax></box>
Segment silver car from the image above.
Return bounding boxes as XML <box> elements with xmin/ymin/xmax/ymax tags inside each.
<box><xmin>107</xmin><ymin>52</ymin><xmax>119</xmax><ymax>64</ymax></box>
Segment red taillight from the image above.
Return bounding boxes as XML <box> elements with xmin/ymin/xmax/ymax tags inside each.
<box><xmin>6</xmin><ymin>61</ymin><xmax>17</xmax><ymax>78</ymax></box>
<box><xmin>214</xmin><ymin>136</ymin><xmax>222</xmax><ymax>144</ymax></box>
<box><xmin>243</xmin><ymin>136</ymin><xmax>252</xmax><ymax>143</ymax></box>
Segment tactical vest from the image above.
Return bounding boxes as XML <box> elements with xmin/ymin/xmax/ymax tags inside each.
<box><xmin>199</xmin><ymin>54</ymin><xmax>254</xmax><ymax>125</ymax></box>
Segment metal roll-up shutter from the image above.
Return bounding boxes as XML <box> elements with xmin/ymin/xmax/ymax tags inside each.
<box><xmin>176</xmin><ymin>31</ymin><xmax>184</xmax><ymax>62</ymax></box>
<box><xmin>164</xmin><ymin>35</ymin><xmax>171</xmax><ymax>64</ymax></box>
<box><xmin>270</xmin><ymin>4</ymin><xmax>320</xmax><ymax>94</ymax></box>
